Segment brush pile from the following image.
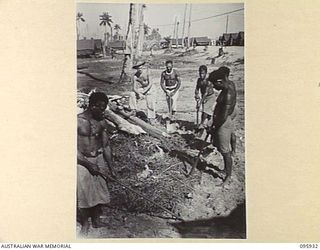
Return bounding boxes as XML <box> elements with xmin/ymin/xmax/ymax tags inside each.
<box><xmin>108</xmin><ymin>133</ymin><xmax>202</xmax><ymax>218</ymax></box>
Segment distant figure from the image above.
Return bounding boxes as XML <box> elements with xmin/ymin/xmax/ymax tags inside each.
<box><xmin>160</xmin><ymin>60</ymin><xmax>181</xmax><ymax>116</ymax></box>
<box><xmin>77</xmin><ymin>92</ymin><xmax>116</xmax><ymax>236</ymax></box>
<box><xmin>110</xmin><ymin>48</ymin><xmax>115</xmax><ymax>59</ymax></box>
<box><xmin>208</xmin><ymin>67</ymin><xmax>237</xmax><ymax>184</ymax></box>
<box><xmin>129</xmin><ymin>61</ymin><xmax>156</xmax><ymax>123</ymax></box>
<box><xmin>218</xmin><ymin>47</ymin><xmax>224</xmax><ymax>57</ymax></box>
<box><xmin>194</xmin><ymin>65</ymin><xmax>217</xmax><ymax>129</ymax></box>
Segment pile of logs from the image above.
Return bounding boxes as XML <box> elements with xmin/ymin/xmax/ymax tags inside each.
<box><xmin>77</xmin><ymin>91</ymin><xmax>170</xmax><ymax>139</ymax></box>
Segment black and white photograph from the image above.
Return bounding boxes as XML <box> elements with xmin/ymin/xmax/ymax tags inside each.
<box><xmin>76</xmin><ymin>2</ymin><xmax>245</xmax><ymax>239</ymax></box>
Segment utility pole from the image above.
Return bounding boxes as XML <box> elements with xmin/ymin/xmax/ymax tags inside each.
<box><xmin>176</xmin><ymin>21</ymin><xmax>179</xmax><ymax>48</ymax></box>
<box><xmin>172</xmin><ymin>16</ymin><xmax>177</xmax><ymax>49</ymax></box>
<box><xmin>225</xmin><ymin>15</ymin><xmax>229</xmax><ymax>33</ymax></box>
<box><xmin>86</xmin><ymin>23</ymin><xmax>89</xmax><ymax>39</ymax></box>
<box><xmin>131</xmin><ymin>3</ymin><xmax>137</xmax><ymax>61</ymax></box>
<box><xmin>187</xmin><ymin>4</ymin><xmax>192</xmax><ymax>49</ymax></box>
<box><xmin>181</xmin><ymin>4</ymin><xmax>187</xmax><ymax>47</ymax></box>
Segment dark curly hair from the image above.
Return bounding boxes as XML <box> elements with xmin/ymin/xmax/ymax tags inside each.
<box><xmin>89</xmin><ymin>92</ymin><xmax>109</xmax><ymax>106</ymax></box>
<box><xmin>218</xmin><ymin>66</ymin><xmax>230</xmax><ymax>77</ymax></box>
<box><xmin>199</xmin><ymin>65</ymin><xmax>207</xmax><ymax>72</ymax></box>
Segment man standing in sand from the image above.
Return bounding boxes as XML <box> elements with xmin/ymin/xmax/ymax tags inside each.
<box><xmin>194</xmin><ymin>65</ymin><xmax>217</xmax><ymax>129</ymax></box>
<box><xmin>160</xmin><ymin>60</ymin><xmax>181</xmax><ymax>116</ymax></box>
<box><xmin>77</xmin><ymin>92</ymin><xmax>116</xmax><ymax>236</ymax></box>
<box><xmin>129</xmin><ymin>61</ymin><xmax>156</xmax><ymax>123</ymax></box>
<box><xmin>208</xmin><ymin>67</ymin><xmax>237</xmax><ymax>183</ymax></box>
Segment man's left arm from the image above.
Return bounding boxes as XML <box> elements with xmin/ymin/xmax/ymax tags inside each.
<box><xmin>102</xmin><ymin>123</ymin><xmax>116</xmax><ymax>178</ymax></box>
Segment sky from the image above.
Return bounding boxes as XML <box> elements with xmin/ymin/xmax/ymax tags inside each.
<box><xmin>76</xmin><ymin>3</ymin><xmax>244</xmax><ymax>40</ymax></box>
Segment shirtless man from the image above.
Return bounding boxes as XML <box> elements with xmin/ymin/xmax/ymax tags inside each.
<box><xmin>129</xmin><ymin>61</ymin><xmax>156</xmax><ymax>123</ymax></box>
<box><xmin>194</xmin><ymin>65</ymin><xmax>217</xmax><ymax>129</ymax></box>
<box><xmin>160</xmin><ymin>60</ymin><xmax>181</xmax><ymax>116</ymax></box>
<box><xmin>77</xmin><ymin>92</ymin><xmax>116</xmax><ymax>236</ymax></box>
<box><xmin>208</xmin><ymin>67</ymin><xmax>237</xmax><ymax>183</ymax></box>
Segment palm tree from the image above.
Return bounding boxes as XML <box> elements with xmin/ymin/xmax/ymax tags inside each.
<box><xmin>99</xmin><ymin>12</ymin><xmax>113</xmax><ymax>57</ymax></box>
<box><xmin>76</xmin><ymin>12</ymin><xmax>85</xmax><ymax>40</ymax></box>
<box><xmin>99</xmin><ymin>12</ymin><xmax>113</xmax><ymax>41</ymax></box>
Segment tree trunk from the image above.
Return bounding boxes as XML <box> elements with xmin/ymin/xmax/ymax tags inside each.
<box><xmin>119</xmin><ymin>3</ymin><xmax>135</xmax><ymax>84</ymax></box>
<box><xmin>136</xmin><ymin>4</ymin><xmax>145</xmax><ymax>58</ymax></box>
<box><xmin>103</xmin><ymin>32</ymin><xmax>107</xmax><ymax>58</ymax></box>
<box><xmin>110</xmin><ymin>27</ymin><xmax>113</xmax><ymax>41</ymax></box>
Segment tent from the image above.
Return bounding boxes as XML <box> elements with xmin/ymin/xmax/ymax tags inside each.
<box><xmin>222</xmin><ymin>33</ymin><xmax>232</xmax><ymax>46</ymax></box>
<box><xmin>230</xmin><ymin>33</ymin><xmax>239</xmax><ymax>46</ymax></box>
<box><xmin>193</xmin><ymin>37</ymin><xmax>210</xmax><ymax>46</ymax></box>
<box><xmin>237</xmin><ymin>32</ymin><xmax>244</xmax><ymax>46</ymax></box>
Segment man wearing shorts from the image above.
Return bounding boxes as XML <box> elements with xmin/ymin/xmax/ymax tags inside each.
<box><xmin>194</xmin><ymin>65</ymin><xmax>217</xmax><ymax>128</ymax></box>
<box><xmin>129</xmin><ymin>61</ymin><xmax>156</xmax><ymax>123</ymax></box>
<box><xmin>209</xmin><ymin>67</ymin><xmax>237</xmax><ymax>183</ymax></box>
<box><xmin>160</xmin><ymin>60</ymin><xmax>181</xmax><ymax>116</ymax></box>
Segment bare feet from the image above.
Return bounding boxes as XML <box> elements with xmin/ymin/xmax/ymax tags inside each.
<box><xmin>79</xmin><ymin>221</ymin><xmax>89</xmax><ymax>237</ymax></box>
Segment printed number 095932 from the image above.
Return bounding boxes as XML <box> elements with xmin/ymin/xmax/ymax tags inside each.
<box><xmin>300</xmin><ymin>244</ymin><xmax>318</xmax><ymax>248</ymax></box>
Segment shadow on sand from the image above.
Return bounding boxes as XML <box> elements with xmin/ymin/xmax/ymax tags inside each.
<box><xmin>171</xmin><ymin>202</ymin><xmax>246</xmax><ymax>239</ymax></box>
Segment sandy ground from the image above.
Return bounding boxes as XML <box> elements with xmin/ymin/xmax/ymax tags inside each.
<box><xmin>77</xmin><ymin>45</ymin><xmax>245</xmax><ymax>238</ymax></box>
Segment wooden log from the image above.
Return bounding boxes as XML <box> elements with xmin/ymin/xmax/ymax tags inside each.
<box><xmin>113</xmin><ymin>108</ymin><xmax>170</xmax><ymax>139</ymax></box>
<box><xmin>104</xmin><ymin>109</ymin><xmax>146</xmax><ymax>135</ymax></box>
